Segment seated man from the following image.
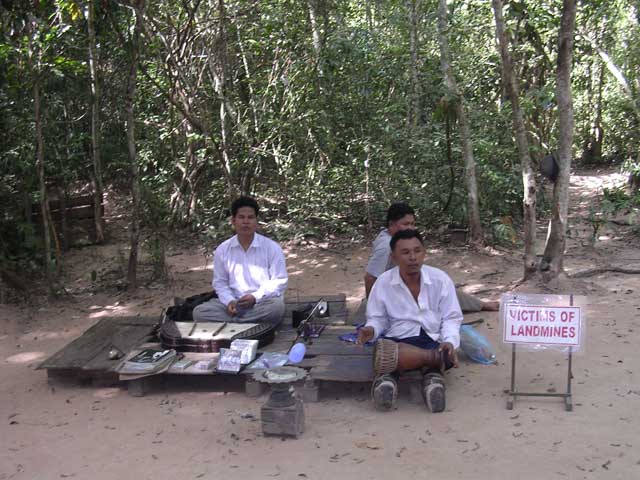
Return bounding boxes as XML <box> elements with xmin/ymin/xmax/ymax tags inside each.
<box><xmin>193</xmin><ymin>196</ymin><xmax>288</xmax><ymax>325</ymax></box>
<box><xmin>364</xmin><ymin>202</ymin><xmax>498</xmax><ymax>312</ymax></box>
<box><xmin>358</xmin><ymin>229</ymin><xmax>462</xmax><ymax>412</ymax></box>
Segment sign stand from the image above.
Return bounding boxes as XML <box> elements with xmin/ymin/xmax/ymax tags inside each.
<box><xmin>505</xmin><ymin>295</ymin><xmax>574</xmax><ymax>412</ymax></box>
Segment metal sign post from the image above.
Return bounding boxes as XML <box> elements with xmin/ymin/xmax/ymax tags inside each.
<box><xmin>506</xmin><ymin>344</ymin><xmax>573</xmax><ymax>411</ymax></box>
<box><xmin>504</xmin><ymin>294</ymin><xmax>578</xmax><ymax>411</ymax></box>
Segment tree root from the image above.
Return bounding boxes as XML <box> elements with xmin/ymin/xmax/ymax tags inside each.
<box><xmin>569</xmin><ymin>267</ymin><xmax>640</xmax><ymax>278</ymax></box>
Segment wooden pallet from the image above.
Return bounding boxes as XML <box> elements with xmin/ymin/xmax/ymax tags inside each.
<box><xmin>39</xmin><ymin>296</ymin><xmax>375</xmax><ymax>399</ymax></box>
<box><xmin>38</xmin><ymin>316</ymin><xmax>159</xmax><ymax>374</ymax></box>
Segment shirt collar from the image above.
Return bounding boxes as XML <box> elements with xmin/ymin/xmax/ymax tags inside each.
<box><xmin>230</xmin><ymin>233</ymin><xmax>261</xmax><ymax>249</ymax></box>
<box><xmin>389</xmin><ymin>265</ymin><xmax>432</xmax><ymax>286</ymax></box>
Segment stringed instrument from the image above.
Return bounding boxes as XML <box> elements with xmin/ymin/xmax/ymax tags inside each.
<box><xmin>159</xmin><ymin>318</ymin><xmax>276</xmax><ymax>353</ymax></box>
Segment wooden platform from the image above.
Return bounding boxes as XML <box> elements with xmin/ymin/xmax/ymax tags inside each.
<box><xmin>38</xmin><ymin>295</ymin><xmax>374</xmax><ymax>399</ymax></box>
<box><xmin>38</xmin><ymin>315</ymin><xmax>159</xmax><ymax>384</ymax></box>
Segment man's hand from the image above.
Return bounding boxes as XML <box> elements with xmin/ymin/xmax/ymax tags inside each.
<box><xmin>226</xmin><ymin>301</ymin><xmax>238</xmax><ymax>316</ymax></box>
<box><xmin>438</xmin><ymin>342</ymin><xmax>459</xmax><ymax>368</ymax></box>
<box><xmin>237</xmin><ymin>294</ymin><xmax>256</xmax><ymax>310</ymax></box>
<box><xmin>356</xmin><ymin>326</ymin><xmax>375</xmax><ymax>345</ymax></box>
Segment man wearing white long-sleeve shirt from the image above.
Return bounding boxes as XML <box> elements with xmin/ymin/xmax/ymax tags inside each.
<box><xmin>193</xmin><ymin>196</ymin><xmax>288</xmax><ymax>325</ymax></box>
<box><xmin>357</xmin><ymin>229</ymin><xmax>462</xmax><ymax>412</ymax></box>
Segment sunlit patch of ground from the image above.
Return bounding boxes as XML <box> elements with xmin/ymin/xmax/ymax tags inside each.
<box><xmin>6</xmin><ymin>351</ymin><xmax>47</xmax><ymax>364</ymax></box>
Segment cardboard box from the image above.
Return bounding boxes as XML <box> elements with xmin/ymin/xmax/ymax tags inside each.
<box><xmin>230</xmin><ymin>339</ymin><xmax>259</xmax><ymax>364</ymax></box>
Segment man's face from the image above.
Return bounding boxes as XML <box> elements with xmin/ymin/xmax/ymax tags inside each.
<box><xmin>391</xmin><ymin>237</ymin><xmax>425</xmax><ymax>276</ymax></box>
<box><xmin>388</xmin><ymin>214</ymin><xmax>416</xmax><ymax>235</ymax></box>
<box><xmin>231</xmin><ymin>206</ymin><xmax>258</xmax><ymax>236</ymax></box>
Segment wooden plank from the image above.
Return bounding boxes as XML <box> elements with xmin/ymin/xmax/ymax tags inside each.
<box><xmin>111</xmin><ymin>316</ymin><xmax>160</xmax><ymax>326</ymax></box>
<box><xmin>302</xmin><ymin>327</ymin><xmax>369</xmax><ymax>356</ymax></box>
<box><xmin>260</xmin><ymin>326</ymin><xmax>359</xmax><ymax>354</ymax></box>
<box><xmin>38</xmin><ymin>194</ymin><xmax>98</xmax><ymax>211</ymax></box>
<box><xmin>82</xmin><ymin>324</ymin><xmax>158</xmax><ymax>371</ymax></box>
<box><xmin>310</xmin><ymin>355</ymin><xmax>374</xmax><ymax>382</ymax></box>
<box><xmin>284</xmin><ymin>294</ymin><xmax>348</xmax><ymax>317</ymax></box>
<box><xmin>306</xmin><ymin>341</ymin><xmax>371</xmax><ymax>356</ymax></box>
<box><xmin>284</xmin><ymin>294</ymin><xmax>346</xmax><ymax>304</ymax></box>
<box><xmin>38</xmin><ymin>316</ymin><xmax>158</xmax><ymax>371</ymax></box>
<box><xmin>39</xmin><ymin>320</ymin><xmax>117</xmax><ymax>369</ymax></box>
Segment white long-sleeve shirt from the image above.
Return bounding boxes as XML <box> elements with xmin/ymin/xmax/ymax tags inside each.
<box><xmin>365</xmin><ymin>229</ymin><xmax>393</xmax><ymax>277</ymax></box>
<box><xmin>212</xmin><ymin>233</ymin><xmax>288</xmax><ymax>307</ymax></box>
<box><xmin>365</xmin><ymin>265</ymin><xmax>463</xmax><ymax>348</ymax></box>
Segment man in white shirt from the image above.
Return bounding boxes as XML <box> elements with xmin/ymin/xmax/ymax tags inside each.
<box><xmin>357</xmin><ymin>229</ymin><xmax>463</xmax><ymax>412</ymax></box>
<box><xmin>193</xmin><ymin>197</ymin><xmax>288</xmax><ymax>325</ymax></box>
<box><xmin>364</xmin><ymin>202</ymin><xmax>498</xmax><ymax>312</ymax></box>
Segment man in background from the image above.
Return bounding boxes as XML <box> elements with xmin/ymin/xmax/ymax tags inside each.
<box><xmin>364</xmin><ymin>202</ymin><xmax>498</xmax><ymax>312</ymax></box>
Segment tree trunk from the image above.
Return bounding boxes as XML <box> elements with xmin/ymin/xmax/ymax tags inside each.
<box><xmin>442</xmin><ymin>111</ymin><xmax>455</xmax><ymax>213</ymax></box>
<box><xmin>126</xmin><ymin>2</ymin><xmax>143</xmax><ymax>291</ymax></box>
<box><xmin>234</xmin><ymin>17</ymin><xmax>259</xmax><ymax>134</ymax></box>
<box><xmin>436</xmin><ymin>0</ymin><xmax>483</xmax><ymax>247</ymax></box>
<box><xmin>407</xmin><ymin>0</ymin><xmax>421</xmax><ymax>131</ymax></box>
<box><xmin>28</xmin><ymin>14</ymin><xmax>53</xmax><ymax>282</ymax></box>
<box><xmin>87</xmin><ymin>0</ymin><xmax>105</xmax><ymax>243</ymax></box>
<box><xmin>582</xmin><ymin>61</ymin><xmax>605</xmax><ymax>164</ymax></box>
<box><xmin>213</xmin><ymin>0</ymin><xmax>236</xmax><ymax>201</ymax></box>
<box><xmin>34</xmin><ymin>75</ymin><xmax>52</xmax><ymax>281</ymax></box>
<box><xmin>308</xmin><ymin>0</ymin><xmax>324</xmax><ymax>79</ymax></box>
<box><xmin>169</xmin><ymin>122</ymin><xmax>194</xmax><ymax>229</ymax></box>
<box><xmin>540</xmin><ymin>0</ymin><xmax>577</xmax><ymax>280</ymax></box>
<box><xmin>492</xmin><ymin>0</ymin><xmax>537</xmax><ymax>278</ymax></box>
<box><xmin>58</xmin><ymin>185</ymin><xmax>69</xmax><ymax>252</ymax></box>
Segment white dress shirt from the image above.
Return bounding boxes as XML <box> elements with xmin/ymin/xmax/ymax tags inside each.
<box><xmin>365</xmin><ymin>229</ymin><xmax>394</xmax><ymax>277</ymax></box>
<box><xmin>365</xmin><ymin>265</ymin><xmax>463</xmax><ymax>348</ymax></box>
<box><xmin>212</xmin><ymin>233</ymin><xmax>288</xmax><ymax>307</ymax></box>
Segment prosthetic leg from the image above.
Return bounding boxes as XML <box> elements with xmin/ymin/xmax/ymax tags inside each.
<box><xmin>422</xmin><ymin>371</ymin><xmax>446</xmax><ymax>413</ymax></box>
<box><xmin>371</xmin><ymin>374</ymin><xmax>397</xmax><ymax>411</ymax></box>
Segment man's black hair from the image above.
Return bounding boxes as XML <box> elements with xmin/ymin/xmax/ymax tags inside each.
<box><xmin>390</xmin><ymin>229</ymin><xmax>424</xmax><ymax>251</ymax></box>
<box><xmin>386</xmin><ymin>202</ymin><xmax>415</xmax><ymax>226</ymax></box>
<box><xmin>231</xmin><ymin>196</ymin><xmax>259</xmax><ymax>217</ymax></box>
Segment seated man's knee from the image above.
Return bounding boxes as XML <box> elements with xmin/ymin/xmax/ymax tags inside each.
<box><xmin>192</xmin><ymin>303</ymin><xmax>206</xmax><ymax>322</ymax></box>
<box><xmin>192</xmin><ymin>299</ymin><xmax>225</xmax><ymax>322</ymax></box>
<box><xmin>262</xmin><ymin>297</ymin><xmax>285</xmax><ymax>325</ymax></box>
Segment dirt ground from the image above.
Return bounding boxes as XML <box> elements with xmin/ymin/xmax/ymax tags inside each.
<box><xmin>1</xmin><ymin>170</ymin><xmax>639</xmax><ymax>480</ymax></box>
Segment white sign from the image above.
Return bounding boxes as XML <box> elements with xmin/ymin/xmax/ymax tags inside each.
<box><xmin>503</xmin><ymin>304</ymin><xmax>582</xmax><ymax>347</ymax></box>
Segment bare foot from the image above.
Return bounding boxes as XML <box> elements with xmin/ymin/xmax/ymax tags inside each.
<box><xmin>481</xmin><ymin>300</ymin><xmax>500</xmax><ymax>311</ymax></box>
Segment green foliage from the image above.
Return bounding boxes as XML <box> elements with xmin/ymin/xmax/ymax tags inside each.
<box><xmin>1</xmin><ymin>0</ymin><xmax>640</xmax><ymax>280</ymax></box>
<box><xmin>490</xmin><ymin>218</ymin><xmax>519</xmax><ymax>247</ymax></box>
<box><xmin>584</xmin><ymin>186</ymin><xmax>639</xmax><ymax>244</ymax></box>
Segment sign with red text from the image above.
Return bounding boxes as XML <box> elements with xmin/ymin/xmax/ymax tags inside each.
<box><xmin>503</xmin><ymin>303</ymin><xmax>582</xmax><ymax>347</ymax></box>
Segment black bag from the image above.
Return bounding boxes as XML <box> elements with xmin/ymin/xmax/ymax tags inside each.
<box><xmin>165</xmin><ymin>291</ymin><xmax>217</xmax><ymax>322</ymax></box>
<box><xmin>291</xmin><ymin>303</ymin><xmax>313</xmax><ymax>328</ymax></box>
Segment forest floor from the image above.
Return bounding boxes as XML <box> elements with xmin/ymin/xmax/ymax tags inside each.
<box><xmin>1</xmin><ymin>168</ymin><xmax>639</xmax><ymax>480</ymax></box>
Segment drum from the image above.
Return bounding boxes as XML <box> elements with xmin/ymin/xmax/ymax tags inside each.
<box><xmin>373</xmin><ymin>339</ymin><xmax>399</xmax><ymax>374</ymax></box>
<box><xmin>373</xmin><ymin>338</ymin><xmax>446</xmax><ymax>374</ymax></box>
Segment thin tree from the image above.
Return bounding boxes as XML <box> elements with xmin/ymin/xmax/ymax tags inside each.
<box><xmin>86</xmin><ymin>0</ymin><xmax>105</xmax><ymax>243</ymax></box>
<box><xmin>407</xmin><ymin>0</ymin><xmax>422</xmax><ymax>131</ymax></box>
<box><xmin>28</xmin><ymin>13</ymin><xmax>52</xmax><ymax>282</ymax></box>
<box><xmin>540</xmin><ymin>0</ymin><xmax>577</xmax><ymax>280</ymax></box>
<box><xmin>436</xmin><ymin>0</ymin><xmax>483</xmax><ymax>247</ymax></box>
<box><xmin>492</xmin><ymin>0</ymin><xmax>537</xmax><ymax>278</ymax></box>
<box><xmin>126</xmin><ymin>1</ymin><xmax>143</xmax><ymax>290</ymax></box>
<box><xmin>308</xmin><ymin>0</ymin><xmax>324</xmax><ymax>79</ymax></box>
